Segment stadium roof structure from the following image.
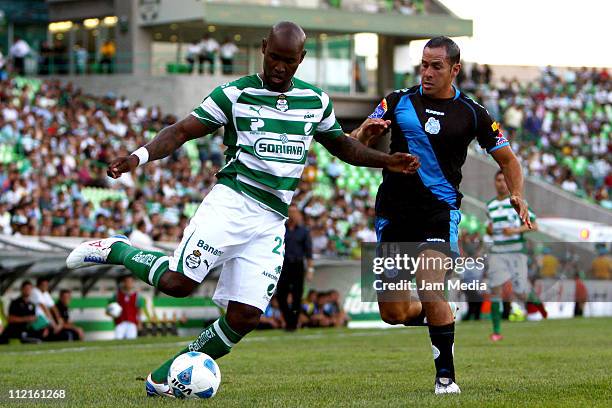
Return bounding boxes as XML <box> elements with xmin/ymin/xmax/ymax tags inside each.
<box><xmin>136</xmin><ymin>0</ymin><xmax>472</xmax><ymax>40</ymax></box>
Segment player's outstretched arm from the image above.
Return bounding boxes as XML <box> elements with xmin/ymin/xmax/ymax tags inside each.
<box><xmin>107</xmin><ymin>115</ymin><xmax>213</xmax><ymax>179</ymax></box>
<box><xmin>491</xmin><ymin>145</ymin><xmax>533</xmax><ymax>229</ymax></box>
<box><xmin>350</xmin><ymin>118</ymin><xmax>391</xmax><ymax>147</ymax></box>
<box><xmin>314</xmin><ymin>133</ymin><xmax>420</xmax><ymax>174</ymax></box>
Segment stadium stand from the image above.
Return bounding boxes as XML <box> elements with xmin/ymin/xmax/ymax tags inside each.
<box><xmin>0</xmin><ymin>70</ymin><xmax>608</xmax><ymax>255</ymax></box>
<box><xmin>463</xmin><ymin>66</ymin><xmax>611</xmax><ymax>208</ymax></box>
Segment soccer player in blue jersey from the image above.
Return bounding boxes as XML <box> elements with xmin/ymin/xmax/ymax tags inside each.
<box><xmin>352</xmin><ymin>37</ymin><xmax>533</xmax><ymax>394</ymax></box>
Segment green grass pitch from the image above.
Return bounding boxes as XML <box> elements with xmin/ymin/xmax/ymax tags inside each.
<box><xmin>1</xmin><ymin>317</ymin><xmax>611</xmax><ymax>407</ymax></box>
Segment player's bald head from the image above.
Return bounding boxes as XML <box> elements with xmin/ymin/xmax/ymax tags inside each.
<box><xmin>261</xmin><ymin>21</ymin><xmax>307</xmax><ymax>92</ymax></box>
<box><xmin>267</xmin><ymin>21</ymin><xmax>306</xmax><ymax>51</ymax></box>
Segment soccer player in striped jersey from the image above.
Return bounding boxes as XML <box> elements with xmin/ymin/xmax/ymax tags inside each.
<box><xmin>66</xmin><ymin>21</ymin><xmax>419</xmax><ymax>397</ymax></box>
<box><xmin>486</xmin><ymin>170</ymin><xmax>538</xmax><ymax>341</ymax></box>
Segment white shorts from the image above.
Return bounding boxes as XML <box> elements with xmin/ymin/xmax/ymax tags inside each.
<box><xmin>115</xmin><ymin>321</ymin><xmax>138</xmax><ymax>339</ymax></box>
<box><xmin>169</xmin><ymin>184</ymin><xmax>286</xmax><ymax>312</ymax></box>
<box><xmin>488</xmin><ymin>253</ymin><xmax>529</xmax><ymax>294</ymax></box>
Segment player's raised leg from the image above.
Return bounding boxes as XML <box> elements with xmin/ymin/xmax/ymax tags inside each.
<box><xmin>66</xmin><ymin>234</ymin><xmax>199</xmax><ymax>298</ymax></box>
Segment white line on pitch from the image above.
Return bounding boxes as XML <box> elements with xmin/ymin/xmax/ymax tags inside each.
<box><xmin>1</xmin><ymin>329</ymin><xmax>414</xmax><ymax>356</ymax></box>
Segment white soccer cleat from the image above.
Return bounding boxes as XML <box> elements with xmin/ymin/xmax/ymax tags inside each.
<box><xmin>145</xmin><ymin>373</ymin><xmax>174</xmax><ymax>398</ymax></box>
<box><xmin>66</xmin><ymin>235</ymin><xmax>131</xmax><ymax>269</ymax></box>
<box><xmin>434</xmin><ymin>377</ymin><xmax>461</xmax><ymax>394</ymax></box>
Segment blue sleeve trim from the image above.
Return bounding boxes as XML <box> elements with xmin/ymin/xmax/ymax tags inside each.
<box><xmin>487</xmin><ymin>142</ymin><xmax>510</xmax><ymax>153</ymax></box>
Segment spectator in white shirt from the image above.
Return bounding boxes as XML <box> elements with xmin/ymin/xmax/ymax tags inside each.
<box><xmin>561</xmin><ymin>176</ymin><xmax>578</xmax><ymax>193</ymax></box>
<box><xmin>198</xmin><ymin>34</ymin><xmax>219</xmax><ymax>74</ymax></box>
<box><xmin>9</xmin><ymin>37</ymin><xmax>31</xmax><ymax>76</ymax></box>
<box><xmin>0</xmin><ymin>49</ymin><xmax>6</xmax><ymax>80</ymax></box>
<box><xmin>185</xmin><ymin>40</ymin><xmax>201</xmax><ymax>74</ymax></box>
<box><xmin>0</xmin><ymin>202</ymin><xmax>11</xmax><ymax>235</ymax></box>
<box><xmin>30</xmin><ymin>277</ymin><xmax>61</xmax><ymax>336</ymax></box>
<box><xmin>129</xmin><ymin>220</ymin><xmax>154</xmax><ymax>248</ymax></box>
<box><xmin>220</xmin><ymin>37</ymin><xmax>239</xmax><ymax>75</ymax></box>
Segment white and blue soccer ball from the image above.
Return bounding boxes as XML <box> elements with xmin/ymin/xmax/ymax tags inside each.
<box><xmin>168</xmin><ymin>352</ymin><xmax>221</xmax><ymax>399</ymax></box>
<box><xmin>106</xmin><ymin>302</ymin><xmax>122</xmax><ymax>318</ymax></box>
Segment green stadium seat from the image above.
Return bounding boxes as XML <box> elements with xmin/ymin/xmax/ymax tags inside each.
<box><xmin>183</xmin><ymin>202</ymin><xmax>199</xmax><ymax>218</ymax></box>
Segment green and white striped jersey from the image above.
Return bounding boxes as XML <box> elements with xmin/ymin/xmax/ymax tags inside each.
<box><xmin>487</xmin><ymin>196</ymin><xmax>536</xmax><ymax>253</ymax></box>
<box><xmin>191</xmin><ymin>74</ymin><xmax>344</xmax><ymax>217</ymax></box>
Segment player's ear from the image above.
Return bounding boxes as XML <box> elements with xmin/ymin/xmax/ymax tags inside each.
<box><xmin>261</xmin><ymin>38</ymin><xmax>267</xmax><ymax>55</ymax></box>
<box><xmin>451</xmin><ymin>62</ymin><xmax>461</xmax><ymax>77</ymax></box>
<box><xmin>299</xmin><ymin>49</ymin><xmax>307</xmax><ymax>63</ymax></box>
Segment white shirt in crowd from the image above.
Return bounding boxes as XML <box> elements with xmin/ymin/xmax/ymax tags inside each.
<box><xmin>186</xmin><ymin>43</ymin><xmax>201</xmax><ymax>58</ymax></box>
<box><xmin>10</xmin><ymin>39</ymin><xmax>31</xmax><ymax>58</ymax></box>
<box><xmin>30</xmin><ymin>287</ymin><xmax>55</xmax><ymax>318</ymax></box>
<box><xmin>561</xmin><ymin>179</ymin><xmax>578</xmax><ymax>193</ymax></box>
<box><xmin>356</xmin><ymin>227</ymin><xmax>377</xmax><ymax>243</ymax></box>
<box><xmin>199</xmin><ymin>38</ymin><xmax>219</xmax><ymax>54</ymax></box>
<box><xmin>3</xmin><ymin>106</ymin><xmax>18</xmax><ymax>122</ymax></box>
<box><xmin>0</xmin><ymin>210</ymin><xmax>11</xmax><ymax>234</ymax></box>
<box><xmin>129</xmin><ymin>228</ymin><xmax>154</xmax><ymax>248</ymax></box>
<box><xmin>220</xmin><ymin>42</ymin><xmax>239</xmax><ymax>59</ymax></box>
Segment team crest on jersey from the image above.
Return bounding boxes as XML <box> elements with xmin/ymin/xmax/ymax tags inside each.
<box><xmin>276</xmin><ymin>95</ymin><xmax>288</xmax><ymax>112</ymax></box>
<box><xmin>368</xmin><ymin>98</ymin><xmax>388</xmax><ymax>119</ymax></box>
<box><xmin>185</xmin><ymin>250</ymin><xmax>201</xmax><ymax>269</ymax></box>
<box><xmin>424</xmin><ymin>117</ymin><xmax>441</xmax><ymax>134</ymax></box>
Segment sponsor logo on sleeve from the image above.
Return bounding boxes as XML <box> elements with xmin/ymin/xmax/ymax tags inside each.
<box><xmin>495</xmin><ymin>132</ymin><xmax>508</xmax><ymax>146</ymax></box>
<box><xmin>368</xmin><ymin>98</ymin><xmax>388</xmax><ymax>119</ymax></box>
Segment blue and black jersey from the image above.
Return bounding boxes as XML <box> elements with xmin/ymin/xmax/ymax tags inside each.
<box><xmin>369</xmin><ymin>85</ymin><xmax>509</xmax><ymax>220</ymax></box>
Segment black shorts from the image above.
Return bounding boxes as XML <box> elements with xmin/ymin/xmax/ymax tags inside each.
<box><xmin>374</xmin><ymin>209</ymin><xmax>461</xmax><ymax>257</ymax></box>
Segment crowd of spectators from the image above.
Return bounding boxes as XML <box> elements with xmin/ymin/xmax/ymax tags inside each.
<box><xmin>0</xmin><ymin>66</ymin><xmax>609</xmax><ymax>255</ymax></box>
<box><xmin>0</xmin><ymin>78</ymin><xmax>221</xmax><ymax>242</ymax></box>
<box><xmin>259</xmin><ymin>289</ymin><xmax>349</xmax><ymax>330</ymax></box>
<box><xmin>0</xmin><ymin>77</ymin><xmax>380</xmax><ymax>257</ymax></box>
<box><xmin>185</xmin><ymin>35</ymin><xmax>239</xmax><ymax>75</ymax></box>
<box><xmin>0</xmin><ymin>277</ymin><xmax>83</xmax><ymax>344</ymax></box>
<box><xmin>458</xmin><ymin>65</ymin><xmax>611</xmax><ymax>207</ymax></box>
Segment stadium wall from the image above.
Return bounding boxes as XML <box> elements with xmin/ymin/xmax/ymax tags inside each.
<box><xmin>3</xmin><ymin>258</ymin><xmax>612</xmax><ymax>338</ymax></box>
<box><xmin>53</xmin><ymin>75</ymin><xmax>378</xmax><ymax>120</ymax></box>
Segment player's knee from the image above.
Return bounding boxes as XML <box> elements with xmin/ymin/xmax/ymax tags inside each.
<box><xmin>158</xmin><ymin>271</ymin><xmax>198</xmax><ymax>298</ymax></box>
<box><xmin>225</xmin><ymin>302</ymin><xmax>262</xmax><ymax>334</ymax></box>
<box><xmin>379</xmin><ymin>308</ymin><xmax>409</xmax><ymax>325</ymax></box>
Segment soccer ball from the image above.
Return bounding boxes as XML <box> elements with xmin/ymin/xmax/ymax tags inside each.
<box><xmin>168</xmin><ymin>352</ymin><xmax>221</xmax><ymax>399</ymax></box>
<box><xmin>106</xmin><ymin>302</ymin><xmax>123</xmax><ymax>318</ymax></box>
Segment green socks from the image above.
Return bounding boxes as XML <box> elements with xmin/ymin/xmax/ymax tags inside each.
<box><xmin>108</xmin><ymin>242</ymin><xmax>169</xmax><ymax>287</ymax></box>
<box><xmin>491</xmin><ymin>298</ymin><xmax>502</xmax><ymax>335</ymax></box>
<box><xmin>109</xmin><ymin>244</ymin><xmax>245</xmax><ymax>383</ymax></box>
<box><xmin>151</xmin><ymin>316</ymin><xmax>244</xmax><ymax>383</ymax></box>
